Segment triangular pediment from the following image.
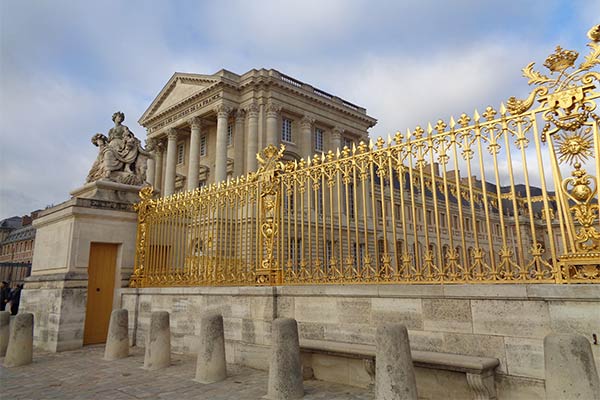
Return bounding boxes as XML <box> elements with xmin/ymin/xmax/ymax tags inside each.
<box><xmin>139</xmin><ymin>73</ymin><xmax>219</xmax><ymax>125</ymax></box>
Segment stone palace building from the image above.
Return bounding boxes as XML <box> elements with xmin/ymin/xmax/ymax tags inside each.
<box><xmin>140</xmin><ymin>68</ymin><xmax>377</xmax><ymax>196</ymax></box>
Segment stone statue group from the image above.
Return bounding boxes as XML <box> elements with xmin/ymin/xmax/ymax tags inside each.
<box><xmin>86</xmin><ymin>112</ymin><xmax>150</xmax><ymax>186</ymax></box>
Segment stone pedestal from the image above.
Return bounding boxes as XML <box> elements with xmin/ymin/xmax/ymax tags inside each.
<box><xmin>267</xmin><ymin>318</ymin><xmax>304</xmax><ymax>400</ymax></box>
<box><xmin>104</xmin><ymin>309</ymin><xmax>129</xmax><ymax>360</ymax></box>
<box><xmin>0</xmin><ymin>311</ymin><xmax>10</xmax><ymax>356</ymax></box>
<box><xmin>544</xmin><ymin>333</ymin><xmax>600</xmax><ymax>400</ymax></box>
<box><xmin>4</xmin><ymin>313</ymin><xmax>34</xmax><ymax>367</ymax></box>
<box><xmin>195</xmin><ymin>313</ymin><xmax>227</xmax><ymax>384</ymax></box>
<box><xmin>376</xmin><ymin>324</ymin><xmax>418</xmax><ymax>400</ymax></box>
<box><xmin>144</xmin><ymin>311</ymin><xmax>171</xmax><ymax>370</ymax></box>
<box><xmin>20</xmin><ymin>181</ymin><xmax>140</xmax><ymax>352</ymax></box>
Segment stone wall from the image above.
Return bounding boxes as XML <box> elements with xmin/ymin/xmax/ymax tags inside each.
<box><xmin>118</xmin><ymin>284</ymin><xmax>600</xmax><ymax>400</ymax></box>
<box><xmin>20</xmin><ymin>273</ymin><xmax>88</xmax><ymax>352</ymax></box>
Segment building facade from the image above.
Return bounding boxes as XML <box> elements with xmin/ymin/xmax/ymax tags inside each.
<box><xmin>140</xmin><ymin>69</ymin><xmax>377</xmax><ymax>196</ymax></box>
<box><xmin>0</xmin><ymin>212</ymin><xmax>38</xmax><ymax>284</ymax></box>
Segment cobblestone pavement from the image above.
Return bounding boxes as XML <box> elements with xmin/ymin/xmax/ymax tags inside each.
<box><xmin>1</xmin><ymin>345</ymin><xmax>375</xmax><ymax>400</ymax></box>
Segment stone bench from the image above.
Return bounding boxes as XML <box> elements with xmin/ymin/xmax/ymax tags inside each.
<box><xmin>300</xmin><ymin>338</ymin><xmax>500</xmax><ymax>400</ymax></box>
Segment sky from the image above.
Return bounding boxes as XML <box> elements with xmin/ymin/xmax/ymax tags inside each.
<box><xmin>0</xmin><ymin>0</ymin><xmax>597</xmax><ymax>220</ymax></box>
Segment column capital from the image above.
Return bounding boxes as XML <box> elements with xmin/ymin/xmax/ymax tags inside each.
<box><xmin>245</xmin><ymin>102</ymin><xmax>259</xmax><ymax>118</ymax></box>
<box><xmin>190</xmin><ymin>116</ymin><xmax>203</xmax><ymax>129</ymax></box>
<box><xmin>300</xmin><ymin>115</ymin><xmax>316</xmax><ymax>129</ymax></box>
<box><xmin>266</xmin><ymin>101</ymin><xmax>282</xmax><ymax>118</ymax></box>
<box><xmin>167</xmin><ymin>128</ymin><xmax>179</xmax><ymax>141</ymax></box>
<box><xmin>215</xmin><ymin>104</ymin><xmax>233</xmax><ymax>119</ymax></box>
<box><xmin>332</xmin><ymin>126</ymin><xmax>345</xmax><ymax>139</ymax></box>
<box><xmin>235</xmin><ymin>108</ymin><xmax>246</xmax><ymax>120</ymax></box>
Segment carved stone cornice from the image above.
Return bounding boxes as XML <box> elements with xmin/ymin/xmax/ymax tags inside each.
<box><xmin>300</xmin><ymin>115</ymin><xmax>316</xmax><ymax>129</ymax></box>
<box><xmin>190</xmin><ymin>116</ymin><xmax>203</xmax><ymax>130</ymax></box>
<box><xmin>215</xmin><ymin>104</ymin><xmax>233</xmax><ymax>119</ymax></box>
<box><xmin>167</xmin><ymin>128</ymin><xmax>179</xmax><ymax>141</ymax></box>
<box><xmin>245</xmin><ymin>102</ymin><xmax>259</xmax><ymax>118</ymax></box>
<box><xmin>266</xmin><ymin>101</ymin><xmax>282</xmax><ymax>118</ymax></box>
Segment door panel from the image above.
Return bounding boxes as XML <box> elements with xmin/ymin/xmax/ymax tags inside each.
<box><xmin>83</xmin><ymin>243</ymin><xmax>117</xmax><ymax>345</ymax></box>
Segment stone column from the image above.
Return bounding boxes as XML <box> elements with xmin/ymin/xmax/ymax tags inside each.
<box><xmin>104</xmin><ymin>309</ymin><xmax>129</xmax><ymax>361</ymax></box>
<box><xmin>215</xmin><ymin>105</ymin><xmax>231</xmax><ymax>184</ymax></box>
<box><xmin>0</xmin><ymin>311</ymin><xmax>9</xmax><ymax>356</ymax></box>
<box><xmin>300</xmin><ymin>115</ymin><xmax>315</xmax><ymax>157</ymax></box>
<box><xmin>331</xmin><ymin>126</ymin><xmax>344</xmax><ymax>151</ymax></box>
<box><xmin>246</xmin><ymin>103</ymin><xmax>259</xmax><ymax>173</ymax></box>
<box><xmin>143</xmin><ymin>311</ymin><xmax>171</xmax><ymax>370</ymax></box>
<box><xmin>266</xmin><ymin>101</ymin><xmax>282</xmax><ymax>147</ymax></box>
<box><xmin>4</xmin><ymin>313</ymin><xmax>34</xmax><ymax>367</ymax></box>
<box><xmin>267</xmin><ymin>318</ymin><xmax>303</xmax><ymax>399</ymax></box>
<box><xmin>234</xmin><ymin>109</ymin><xmax>245</xmax><ymax>177</ymax></box>
<box><xmin>195</xmin><ymin>314</ymin><xmax>227</xmax><ymax>384</ymax></box>
<box><xmin>154</xmin><ymin>142</ymin><xmax>164</xmax><ymax>192</ymax></box>
<box><xmin>544</xmin><ymin>333</ymin><xmax>600</xmax><ymax>400</ymax></box>
<box><xmin>375</xmin><ymin>324</ymin><xmax>418</xmax><ymax>400</ymax></box>
<box><xmin>145</xmin><ymin>137</ymin><xmax>156</xmax><ymax>186</ymax></box>
<box><xmin>188</xmin><ymin>117</ymin><xmax>202</xmax><ymax>191</ymax></box>
<box><xmin>164</xmin><ymin>129</ymin><xmax>178</xmax><ymax>197</ymax></box>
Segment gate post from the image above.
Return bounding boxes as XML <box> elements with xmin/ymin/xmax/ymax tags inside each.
<box><xmin>129</xmin><ymin>186</ymin><xmax>156</xmax><ymax>288</ymax></box>
<box><xmin>255</xmin><ymin>145</ymin><xmax>285</xmax><ymax>286</ymax></box>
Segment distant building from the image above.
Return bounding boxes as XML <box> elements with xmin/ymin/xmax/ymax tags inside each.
<box><xmin>0</xmin><ymin>212</ymin><xmax>39</xmax><ymax>285</ymax></box>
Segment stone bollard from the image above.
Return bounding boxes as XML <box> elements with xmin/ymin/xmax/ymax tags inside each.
<box><xmin>0</xmin><ymin>311</ymin><xmax>10</xmax><ymax>357</ymax></box>
<box><xmin>375</xmin><ymin>324</ymin><xmax>418</xmax><ymax>400</ymax></box>
<box><xmin>3</xmin><ymin>312</ymin><xmax>34</xmax><ymax>367</ymax></box>
<box><xmin>544</xmin><ymin>333</ymin><xmax>600</xmax><ymax>400</ymax></box>
<box><xmin>267</xmin><ymin>318</ymin><xmax>304</xmax><ymax>400</ymax></box>
<box><xmin>104</xmin><ymin>309</ymin><xmax>129</xmax><ymax>361</ymax></box>
<box><xmin>143</xmin><ymin>311</ymin><xmax>171</xmax><ymax>370</ymax></box>
<box><xmin>195</xmin><ymin>313</ymin><xmax>227</xmax><ymax>384</ymax></box>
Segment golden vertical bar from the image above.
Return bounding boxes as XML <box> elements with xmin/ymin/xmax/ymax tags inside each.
<box><xmin>450</xmin><ymin>125</ymin><xmax>468</xmax><ymax>274</ymax></box>
<box><xmin>475</xmin><ymin>119</ymin><xmax>497</xmax><ymax>277</ymax></box>
<box><xmin>406</xmin><ymin>133</ymin><xmax>421</xmax><ymax>278</ymax></box>
<box><xmin>368</xmin><ymin>146</ymin><xmax>379</xmax><ymax>280</ymax></box>
<box><xmin>503</xmin><ymin>121</ymin><xmax>525</xmax><ymax>268</ymax></box>
<box><xmin>377</xmin><ymin>147</ymin><xmax>389</xmax><ymax>281</ymax></box>
<box><xmin>531</xmin><ymin>115</ymin><xmax>558</xmax><ymax>280</ymax></box>
<box><xmin>427</xmin><ymin>127</ymin><xmax>444</xmax><ymax>281</ymax></box>
<box><xmin>387</xmin><ymin>145</ymin><xmax>399</xmax><ymax>279</ymax></box>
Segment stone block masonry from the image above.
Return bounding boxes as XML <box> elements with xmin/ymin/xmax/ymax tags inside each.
<box><xmin>119</xmin><ymin>284</ymin><xmax>600</xmax><ymax>400</ymax></box>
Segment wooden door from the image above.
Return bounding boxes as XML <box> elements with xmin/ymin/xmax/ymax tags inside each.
<box><xmin>83</xmin><ymin>243</ymin><xmax>117</xmax><ymax>345</ymax></box>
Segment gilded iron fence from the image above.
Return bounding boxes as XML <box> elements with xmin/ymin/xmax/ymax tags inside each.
<box><xmin>130</xmin><ymin>28</ymin><xmax>600</xmax><ymax>287</ymax></box>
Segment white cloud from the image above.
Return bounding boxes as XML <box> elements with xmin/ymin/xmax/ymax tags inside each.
<box><xmin>0</xmin><ymin>0</ymin><xmax>594</xmax><ymax>219</ymax></box>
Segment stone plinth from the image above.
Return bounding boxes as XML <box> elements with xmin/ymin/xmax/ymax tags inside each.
<box><xmin>144</xmin><ymin>311</ymin><xmax>171</xmax><ymax>370</ymax></box>
<box><xmin>267</xmin><ymin>318</ymin><xmax>304</xmax><ymax>400</ymax></box>
<box><xmin>4</xmin><ymin>313</ymin><xmax>34</xmax><ymax>367</ymax></box>
<box><xmin>0</xmin><ymin>311</ymin><xmax>10</xmax><ymax>356</ymax></box>
<box><xmin>105</xmin><ymin>309</ymin><xmax>129</xmax><ymax>360</ymax></box>
<box><xmin>375</xmin><ymin>324</ymin><xmax>418</xmax><ymax>400</ymax></box>
<box><xmin>21</xmin><ymin>181</ymin><xmax>140</xmax><ymax>352</ymax></box>
<box><xmin>195</xmin><ymin>313</ymin><xmax>227</xmax><ymax>384</ymax></box>
<box><xmin>544</xmin><ymin>333</ymin><xmax>600</xmax><ymax>400</ymax></box>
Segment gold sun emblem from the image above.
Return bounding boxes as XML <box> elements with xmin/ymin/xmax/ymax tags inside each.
<box><xmin>556</xmin><ymin>128</ymin><xmax>593</xmax><ymax>165</ymax></box>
